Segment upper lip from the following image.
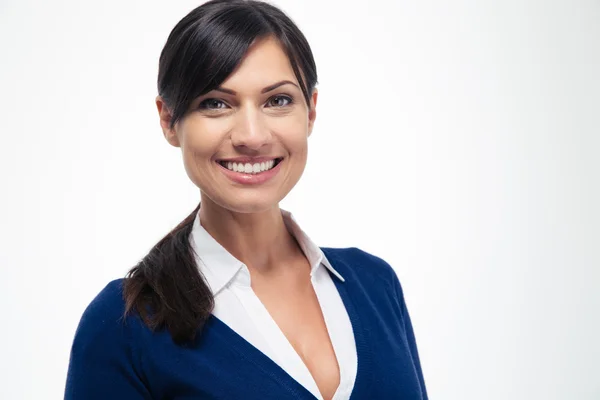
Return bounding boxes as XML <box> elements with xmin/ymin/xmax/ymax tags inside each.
<box><xmin>217</xmin><ymin>156</ymin><xmax>282</xmax><ymax>163</ymax></box>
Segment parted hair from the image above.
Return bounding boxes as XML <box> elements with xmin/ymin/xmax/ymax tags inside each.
<box><xmin>123</xmin><ymin>0</ymin><xmax>318</xmax><ymax>346</ymax></box>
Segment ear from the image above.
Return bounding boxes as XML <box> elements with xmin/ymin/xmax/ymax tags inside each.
<box><xmin>156</xmin><ymin>96</ymin><xmax>181</xmax><ymax>147</ymax></box>
<box><xmin>307</xmin><ymin>88</ymin><xmax>318</xmax><ymax>137</ymax></box>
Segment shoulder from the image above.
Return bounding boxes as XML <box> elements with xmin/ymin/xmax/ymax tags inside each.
<box><xmin>321</xmin><ymin>246</ymin><xmax>402</xmax><ymax>293</ymax></box>
<box><xmin>71</xmin><ymin>278</ymin><xmax>137</xmax><ymax>354</ymax></box>
<box><xmin>66</xmin><ymin>279</ymin><xmax>150</xmax><ymax>396</ymax></box>
<box><xmin>79</xmin><ymin>278</ymin><xmax>127</xmax><ymax>325</ymax></box>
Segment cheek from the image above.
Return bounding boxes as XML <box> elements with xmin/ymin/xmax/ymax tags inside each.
<box><xmin>271</xmin><ymin>112</ymin><xmax>309</xmax><ymax>152</ymax></box>
<box><xmin>178</xmin><ymin>119</ymin><xmax>223</xmax><ymax>182</ymax></box>
<box><xmin>180</xmin><ymin>117</ymin><xmax>226</xmax><ymax>158</ymax></box>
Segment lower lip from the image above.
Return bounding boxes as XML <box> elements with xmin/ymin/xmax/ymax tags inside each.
<box><xmin>217</xmin><ymin>159</ymin><xmax>283</xmax><ymax>185</ymax></box>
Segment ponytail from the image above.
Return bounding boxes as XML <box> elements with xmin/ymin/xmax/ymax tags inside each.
<box><xmin>123</xmin><ymin>202</ymin><xmax>214</xmax><ymax>345</ymax></box>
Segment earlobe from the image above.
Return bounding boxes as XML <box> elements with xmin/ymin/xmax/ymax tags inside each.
<box><xmin>156</xmin><ymin>96</ymin><xmax>180</xmax><ymax>147</ymax></box>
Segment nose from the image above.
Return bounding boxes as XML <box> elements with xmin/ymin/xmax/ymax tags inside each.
<box><xmin>230</xmin><ymin>104</ymin><xmax>272</xmax><ymax>151</ymax></box>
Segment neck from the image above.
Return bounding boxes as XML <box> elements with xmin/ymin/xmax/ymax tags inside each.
<box><xmin>198</xmin><ymin>195</ymin><xmax>301</xmax><ymax>275</ymax></box>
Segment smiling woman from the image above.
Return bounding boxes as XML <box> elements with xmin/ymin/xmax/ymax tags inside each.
<box><xmin>160</xmin><ymin>36</ymin><xmax>314</xmax><ymax>196</ymax></box>
<box><xmin>64</xmin><ymin>1</ymin><xmax>428</xmax><ymax>399</ymax></box>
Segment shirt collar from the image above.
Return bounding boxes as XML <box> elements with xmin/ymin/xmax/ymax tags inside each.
<box><xmin>189</xmin><ymin>208</ymin><xmax>345</xmax><ymax>296</ymax></box>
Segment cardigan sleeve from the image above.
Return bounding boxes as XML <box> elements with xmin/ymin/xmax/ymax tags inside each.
<box><xmin>64</xmin><ymin>279</ymin><xmax>152</xmax><ymax>400</ymax></box>
<box><xmin>390</xmin><ymin>269</ymin><xmax>429</xmax><ymax>400</ymax></box>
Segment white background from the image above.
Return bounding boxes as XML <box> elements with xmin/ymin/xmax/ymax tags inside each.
<box><xmin>1</xmin><ymin>0</ymin><xmax>599</xmax><ymax>399</ymax></box>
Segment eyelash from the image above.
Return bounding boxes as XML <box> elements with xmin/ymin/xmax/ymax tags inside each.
<box><xmin>198</xmin><ymin>95</ymin><xmax>294</xmax><ymax>111</ymax></box>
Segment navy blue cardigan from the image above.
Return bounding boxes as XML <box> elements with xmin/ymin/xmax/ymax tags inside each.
<box><xmin>65</xmin><ymin>247</ymin><xmax>428</xmax><ymax>399</ymax></box>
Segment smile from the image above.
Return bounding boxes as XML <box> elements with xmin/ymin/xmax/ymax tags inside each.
<box><xmin>218</xmin><ymin>158</ymin><xmax>283</xmax><ymax>175</ymax></box>
<box><xmin>216</xmin><ymin>157</ymin><xmax>284</xmax><ymax>185</ymax></box>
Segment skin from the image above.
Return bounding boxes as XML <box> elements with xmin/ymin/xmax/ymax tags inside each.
<box><xmin>156</xmin><ymin>36</ymin><xmax>340</xmax><ymax>400</ymax></box>
<box><xmin>157</xmin><ymin>35</ymin><xmax>317</xmax><ymax>274</ymax></box>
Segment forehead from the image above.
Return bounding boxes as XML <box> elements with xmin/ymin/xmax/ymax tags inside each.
<box><xmin>219</xmin><ymin>36</ymin><xmax>298</xmax><ymax>91</ymax></box>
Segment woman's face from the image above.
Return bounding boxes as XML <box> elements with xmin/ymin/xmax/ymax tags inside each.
<box><xmin>157</xmin><ymin>36</ymin><xmax>317</xmax><ymax>214</ymax></box>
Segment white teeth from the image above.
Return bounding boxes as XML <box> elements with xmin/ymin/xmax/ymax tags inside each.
<box><xmin>223</xmin><ymin>159</ymin><xmax>279</xmax><ymax>174</ymax></box>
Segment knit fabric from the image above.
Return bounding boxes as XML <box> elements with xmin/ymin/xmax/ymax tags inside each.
<box><xmin>65</xmin><ymin>247</ymin><xmax>428</xmax><ymax>399</ymax></box>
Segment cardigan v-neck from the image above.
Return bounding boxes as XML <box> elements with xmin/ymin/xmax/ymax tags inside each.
<box><xmin>65</xmin><ymin>247</ymin><xmax>428</xmax><ymax>399</ymax></box>
<box><xmin>189</xmin><ymin>209</ymin><xmax>357</xmax><ymax>399</ymax></box>
<box><xmin>199</xmin><ymin>265</ymin><xmax>368</xmax><ymax>399</ymax></box>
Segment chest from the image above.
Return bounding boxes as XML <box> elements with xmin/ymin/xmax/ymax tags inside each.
<box><xmin>139</xmin><ymin>264</ymin><xmax>425</xmax><ymax>400</ymax></box>
<box><xmin>251</xmin><ymin>267</ymin><xmax>341</xmax><ymax>400</ymax></box>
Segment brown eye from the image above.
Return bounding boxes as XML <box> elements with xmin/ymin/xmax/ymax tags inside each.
<box><xmin>199</xmin><ymin>98</ymin><xmax>228</xmax><ymax>110</ymax></box>
<box><xmin>267</xmin><ymin>95</ymin><xmax>293</xmax><ymax>108</ymax></box>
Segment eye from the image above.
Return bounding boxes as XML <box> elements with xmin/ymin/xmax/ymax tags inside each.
<box><xmin>198</xmin><ymin>98</ymin><xmax>228</xmax><ymax>110</ymax></box>
<box><xmin>267</xmin><ymin>95</ymin><xmax>293</xmax><ymax>108</ymax></box>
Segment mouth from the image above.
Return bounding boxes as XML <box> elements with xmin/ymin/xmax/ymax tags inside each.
<box><xmin>217</xmin><ymin>157</ymin><xmax>284</xmax><ymax>175</ymax></box>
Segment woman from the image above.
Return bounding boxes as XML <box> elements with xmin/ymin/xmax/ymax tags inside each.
<box><xmin>64</xmin><ymin>1</ymin><xmax>428</xmax><ymax>399</ymax></box>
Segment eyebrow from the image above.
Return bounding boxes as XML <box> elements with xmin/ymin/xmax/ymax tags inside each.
<box><xmin>213</xmin><ymin>80</ymin><xmax>299</xmax><ymax>95</ymax></box>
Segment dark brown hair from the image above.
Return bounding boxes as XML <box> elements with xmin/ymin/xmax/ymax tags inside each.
<box><xmin>123</xmin><ymin>0</ymin><xmax>318</xmax><ymax>345</ymax></box>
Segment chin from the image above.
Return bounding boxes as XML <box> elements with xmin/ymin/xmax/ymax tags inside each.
<box><xmin>208</xmin><ymin>190</ymin><xmax>287</xmax><ymax>215</ymax></box>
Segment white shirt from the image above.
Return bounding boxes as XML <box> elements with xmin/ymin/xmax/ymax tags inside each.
<box><xmin>189</xmin><ymin>209</ymin><xmax>357</xmax><ymax>400</ymax></box>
